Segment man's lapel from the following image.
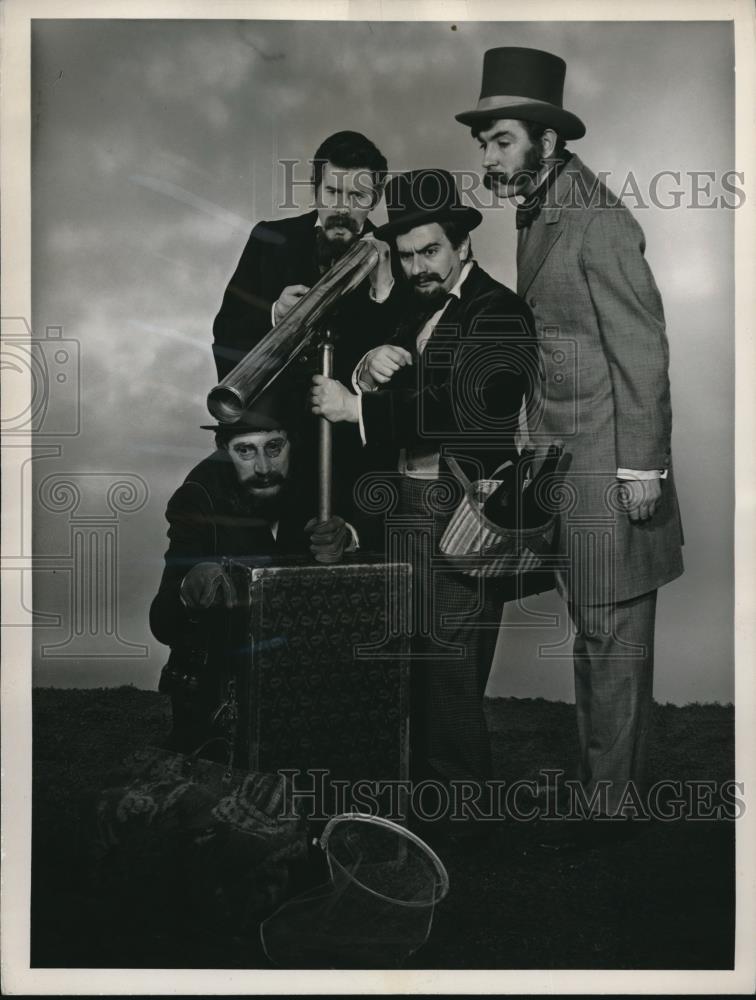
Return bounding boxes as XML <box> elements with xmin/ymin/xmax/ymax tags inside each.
<box><xmin>516</xmin><ymin>156</ymin><xmax>586</xmax><ymax>296</ymax></box>
<box><xmin>517</xmin><ymin>216</ymin><xmax>563</xmax><ymax>297</ymax></box>
<box><xmin>392</xmin><ymin>302</ymin><xmax>437</xmax><ymax>353</ymax></box>
<box><xmin>416</xmin><ymin>266</ymin><xmax>480</xmax><ymax>367</ymax></box>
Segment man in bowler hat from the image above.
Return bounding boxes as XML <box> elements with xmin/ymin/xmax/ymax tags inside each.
<box><xmin>150</xmin><ymin>386</ymin><xmax>355</xmax><ymax>754</ymax></box>
<box><xmin>310</xmin><ymin>169</ymin><xmax>542</xmax><ymax>830</ymax></box>
<box><xmin>457</xmin><ymin>47</ymin><xmax>684</xmax><ymax>837</ymax></box>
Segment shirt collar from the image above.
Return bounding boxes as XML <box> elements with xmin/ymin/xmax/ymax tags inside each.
<box><xmin>447</xmin><ymin>260</ymin><xmax>474</xmax><ymax>301</ymax></box>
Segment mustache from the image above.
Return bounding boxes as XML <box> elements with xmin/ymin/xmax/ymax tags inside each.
<box><xmin>323</xmin><ymin>213</ymin><xmax>360</xmax><ymax>234</ymax></box>
<box><xmin>410</xmin><ymin>274</ymin><xmax>441</xmax><ymax>287</ymax></box>
<box><xmin>243</xmin><ymin>473</ymin><xmax>285</xmax><ymax>490</ymax></box>
<box><xmin>484</xmin><ymin>168</ymin><xmax>540</xmax><ymax>191</ymax></box>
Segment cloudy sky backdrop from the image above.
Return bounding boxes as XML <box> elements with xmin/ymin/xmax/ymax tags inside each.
<box><xmin>29</xmin><ymin>18</ymin><xmax>735</xmax><ymax>703</ymax></box>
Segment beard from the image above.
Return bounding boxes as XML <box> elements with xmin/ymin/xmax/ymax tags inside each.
<box><xmin>316</xmin><ymin>215</ymin><xmax>361</xmax><ymax>269</ymax></box>
<box><xmin>410</xmin><ymin>275</ymin><xmax>451</xmax><ymax>307</ymax></box>
<box><xmin>484</xmin><ymin>141</ymin><xmax>543</xmax><ymax>199</ymax></box>
<box><xmin>409</xmin><ymin>261</ymin><xmax>456</xmax><ymax>306</ymax></box>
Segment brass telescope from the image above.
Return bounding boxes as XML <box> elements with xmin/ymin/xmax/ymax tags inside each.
<box><xmin>206</xmin><ymin>239</ymin><xmax>381</xmax><ymax>422</ymax></box>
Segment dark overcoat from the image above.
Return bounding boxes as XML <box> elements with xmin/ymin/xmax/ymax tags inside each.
<box><xmin>150</xmin><ymin>450</ymin><xmax>311</xmax><ymax>754</ymax></box>
<box><xmin>150</xmin><ymin>450</ymin><xmax>307</xmax><ymax>649</ymax></box>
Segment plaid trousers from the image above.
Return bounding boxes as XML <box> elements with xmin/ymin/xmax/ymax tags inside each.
<box><xmin>398</xmin><ymin>476</ymin><xmax>502</xmax><ymax>784</ymax></box>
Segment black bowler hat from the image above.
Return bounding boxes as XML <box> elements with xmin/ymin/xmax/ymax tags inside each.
<box><xmin>455</xmin><ymin>47</ymin><xmax>586</xmax><ymax>140</ymax></box>
<box><xmin>200</xmin><ymin>383</ymin><xmax>294</xmax><ymax>435</ymax></box>
<box><xmin>375</xmin><ymin>168</ymin><xmax>482</xmax><ymax>240</ymax></box>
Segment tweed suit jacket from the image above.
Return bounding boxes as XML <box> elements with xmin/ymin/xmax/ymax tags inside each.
<box><xmin>517</xmin><ymin>153</ymin><xmax>684</xmax><ymax>604</ymax></box>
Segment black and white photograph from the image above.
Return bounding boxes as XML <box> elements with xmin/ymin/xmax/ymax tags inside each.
<box><xmin>1</xmin><ymin>0</ymin><xmax>755</xmax><ymax>994</ymax></box>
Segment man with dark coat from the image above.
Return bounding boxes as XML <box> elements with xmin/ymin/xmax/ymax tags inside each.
<box><xmin>150</xmin><ymin>388</ymin><xmax>353</xmax><ymax>755</ymax></box>
<box><xmin>456</xmin><ymin>47</ymin><xmax>685</xmax><ymax>834</ymax></box>
<box><xmin>211</xmin><ymin>131</ymin><xmax>397</xmax><ymax>533</ymax></box>
<box><xmin>310</xmin><ymin>169</ymin><xmax>543</xmax><ymax>809</ymax></box>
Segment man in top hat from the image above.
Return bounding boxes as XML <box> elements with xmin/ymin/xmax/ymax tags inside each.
<box><xmin>456</xmin><ymin>47</ymin><xmax>684</xmax><ymax>834</ymax></box>
<box><xmin>212</xmin><ymin>130</ymin><xmax>398</xmax><ymax>535</ymax></box>
<box><xmin>150</xmin><ymin>385</ymin><xmax>355</xmax><ymax>754</ymax></box>
<box><xmin>309</xmin><ymin>169</ymin><xmax>542</xmax><ymax>823</ymax></box>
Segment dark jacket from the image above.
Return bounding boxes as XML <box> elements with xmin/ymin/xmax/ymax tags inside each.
<box><xmin>360</xmin><ymin>261</ymin><xmax>539</xmax><ymax>482</ymax></box>
<box><xmin>212</xmin><ymin>209</ymin><xmax>399</xmax><ymax>383</ymax></box>
<box><xmin>150</xmin><ymin>450</ymin><xmax>308</xmax><ymax>649</ymax></box>
<box><xmin>150</xmin><ymin>451</ymin><xmax>314</xmax><ymax>758</ymax></box>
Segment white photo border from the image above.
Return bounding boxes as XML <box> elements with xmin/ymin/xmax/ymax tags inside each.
<box><xmin>2</xmin><ymin>0</ymin><xmax>754</xmax><ymax>994</ymax></box>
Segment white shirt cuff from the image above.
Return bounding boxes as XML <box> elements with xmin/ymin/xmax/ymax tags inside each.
<box><xmin>355</xmin><ymin>391</ymin><xmax>367</xmax><ymax>446</ymax></box>
<box><xmin>616</xmin><ymin>468</ymin><xmax>668</xmax><ymax>480</ymax></box>
<box><xmin>369</xmin><ymin>276</ymin><xmax>394</xmax><ymax>304</ymax></box>
<box><xmin>271</xmin><ymin>300</ymin><xmax>279</xmax><ymax>326</ymax></box>
<box><xmin>351</xmin><ymin>352</ymin><xmax>378</xmax><ymax>394</ymax></box>
<box><xmin>344</xmin><ymin>522</ymin><xmax>360</xmax><ymax>551</ymax></box>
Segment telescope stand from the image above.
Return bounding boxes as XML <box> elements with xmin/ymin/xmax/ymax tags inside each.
<box><xmin>318</xmin><ymin>334</ymin><xmax>334</xmax><ymax>524</ymax></box>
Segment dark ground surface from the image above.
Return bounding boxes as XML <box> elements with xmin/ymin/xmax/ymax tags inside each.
<box><xmin>31</xmin><ymin>687</ymin><xmax>735</xmax><ymax>970</ymax></box>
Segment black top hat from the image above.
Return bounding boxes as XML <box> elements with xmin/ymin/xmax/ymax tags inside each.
<box><xmin>375</xmin><ymin>168</ymin><xmax>483</xmax><ymax>240</ymax></box>
<box><xmin>455</xmin><ymin>47</ymin><xmax>586</xmax><ymax>140</ymax></box>
<box><xmin>200</xmin><ymin>383</ymin><xmax>295</xmax><ymax>435</ymax></box>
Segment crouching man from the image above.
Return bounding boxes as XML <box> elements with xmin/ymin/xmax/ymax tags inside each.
<box><xmin>150</xmin><ymin>386</ymin><xmax>354</xmax><ymax>755</ymax></box>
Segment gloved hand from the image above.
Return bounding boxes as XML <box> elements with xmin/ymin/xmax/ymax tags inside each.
<box><xmin>179</xmin><ymin>562</ymin><xmax>235</xmax><ymax>610</ymax></box>
<box><xmin>305</xmin><ymin>516</ymin><xmax>352</xmax><ymax>565</ymax></box>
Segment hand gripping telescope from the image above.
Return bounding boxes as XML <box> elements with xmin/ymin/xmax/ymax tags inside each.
<box><xmin>206</xmin><ymin>239</ymin><xmax>381</xmax><ymax>423</ymax></box>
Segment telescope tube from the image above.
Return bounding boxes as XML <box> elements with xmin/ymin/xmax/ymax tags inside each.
<box><xmin>207</xmin><ymin>239</ymin><xmax>381</xmax><ymax>422</ymax></box>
